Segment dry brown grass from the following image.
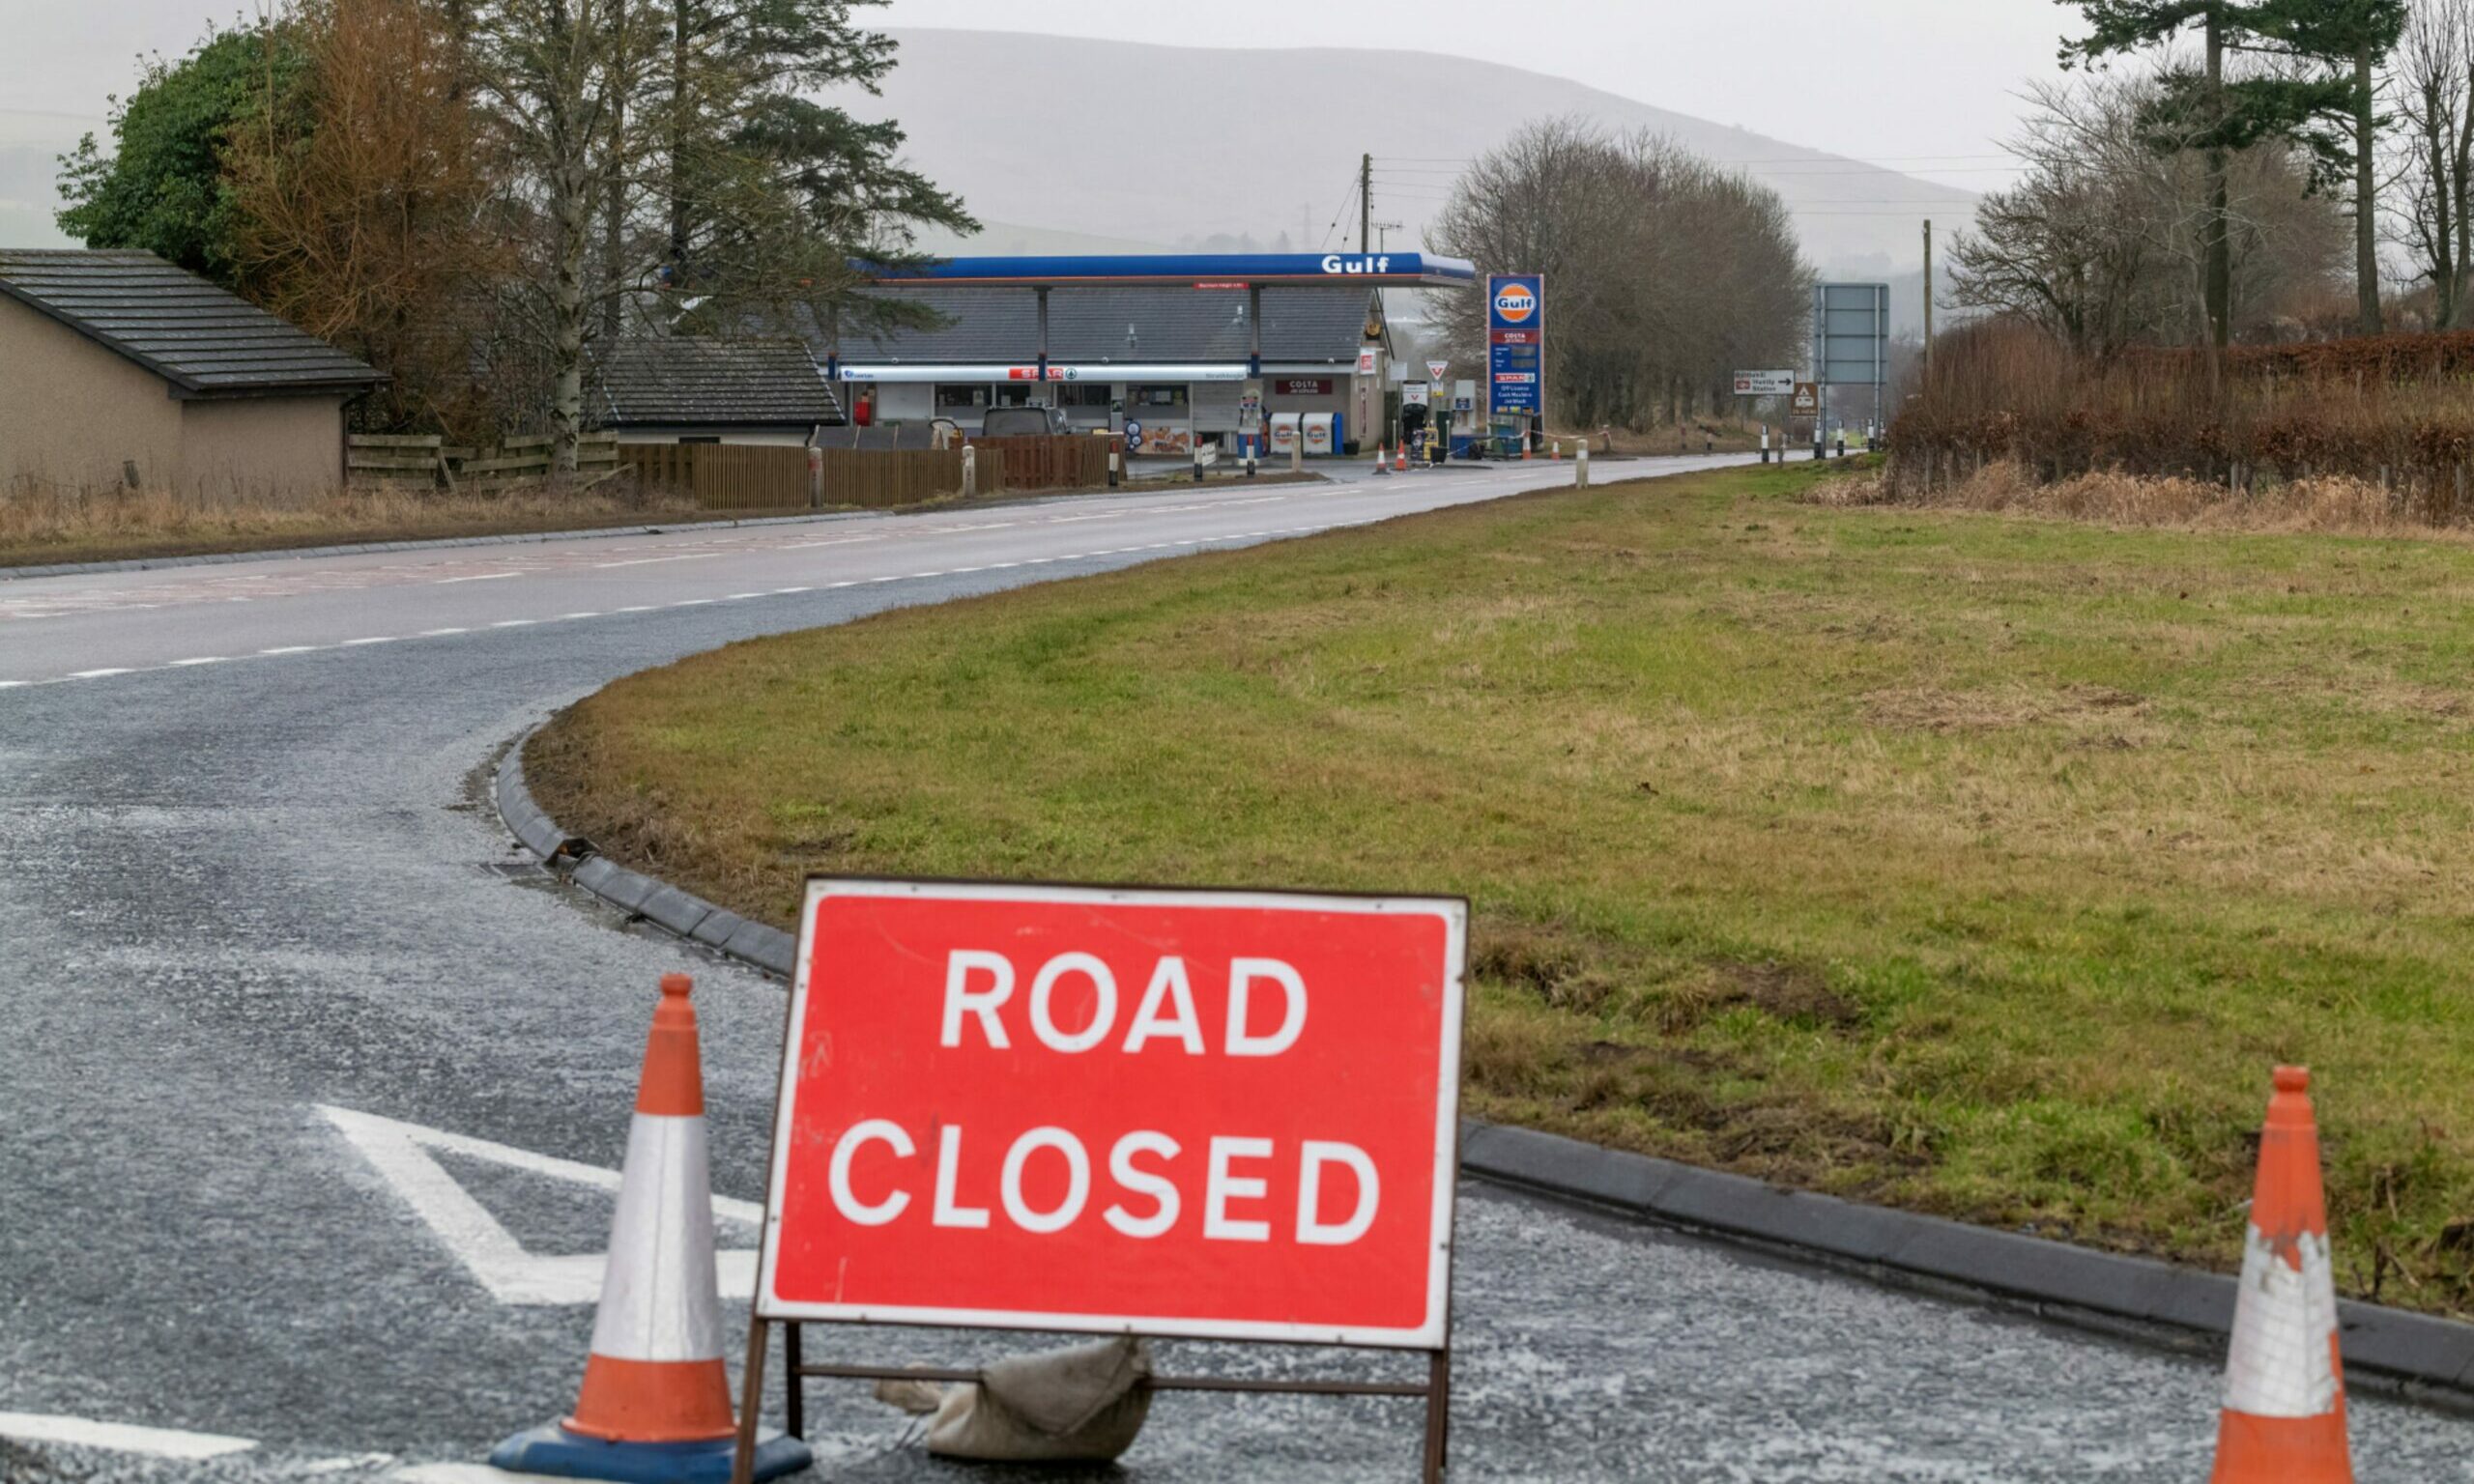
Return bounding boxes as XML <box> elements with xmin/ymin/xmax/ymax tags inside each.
<box><xmin>1816</xmin><ymin>459</ymin><xmax>2445</xmax><ymax>539</ymax></box>
<box><xmin>0</xmin><ymin>478</ymin><xmax>733</xmax><ymax>568</ymax></box>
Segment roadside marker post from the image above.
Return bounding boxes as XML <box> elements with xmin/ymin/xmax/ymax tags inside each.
<box><xmin>493</xmin><ymin>975</ymin><xmax>811</xmax><ymax>1483</ymax></box>
<box><xmin>1575</xmin><ymin>444</ymin><xmax>1589</xmax><ymax>489</ymax></box>
<box><xmin>733</xmin><ymin>879</ymin><xmax>1470</xmax><ymax>1483</ymax></box>
<box><xmin>2210</xmin><ymin>1067</ymin><xmax>2352</xmax><ymax>1483</ymax></box>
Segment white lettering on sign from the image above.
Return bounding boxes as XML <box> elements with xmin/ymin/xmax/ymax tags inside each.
<box><xmin>1318</xmin><ymin>254</ymin><xmax>1394</xmax><ymax>275</ymax></box>
<box><xmin>830</xmin><ymin>1119</ymin><xmax>913</xmax><ymax>1226</ymax></box>
<box><xmin>828</xmin><ymin>1121</ymin><xmax>1383</xmax><ymax>1245</ymax></box>
<box><xmin>943</xmin><ymin>949</ymin><xmax>1307</xmax><ymax>1056</ymax></box>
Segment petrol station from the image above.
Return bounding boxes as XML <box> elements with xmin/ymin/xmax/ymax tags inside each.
<box><xmin>816</xmin><ymin>252</ymin><xmax>1478</xmax><ymax>458</ymax></box>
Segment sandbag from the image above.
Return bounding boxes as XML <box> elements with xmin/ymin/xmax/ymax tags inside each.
<box><xmin>874</xmin><ymin>1336</ymin><xmax>1153</xmax><ymax>1463</ymax></box>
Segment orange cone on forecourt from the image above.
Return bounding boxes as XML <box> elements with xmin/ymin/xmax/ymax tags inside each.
<box><xmin>491</xmin><ymin>974</ymin><xmax>810</xmax><ymax>1482</ymax></box>
<box><xmin>1395</xmin><ymin>443</ymin><xmax>1408</xmax><ymax>471</ymax></box>
<box><xmin>2210</xmin><ymin>1066</ymin><xmax>2350</xmax><ymax>1484</ymax></box>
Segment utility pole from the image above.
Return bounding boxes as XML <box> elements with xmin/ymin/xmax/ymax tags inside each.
<box><xmin>1361</xmin><ymin>153</ymin><xmax>1372</xmax><ymax>255</ymax></box>
<box><xmin>1921</xmin><ymin>219</ymin><xmax>1934</xmax><ymax>376</ymax></box>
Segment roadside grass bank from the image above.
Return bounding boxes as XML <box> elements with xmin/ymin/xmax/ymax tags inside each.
<box><xmin>0</xmin><ymin>470</ymin><xmax>1329</xmax><ymax>570</ymax></box>
<box><xmin>0</xmin><ymin>482</ymin><xmax>728</xmax><ymax>567</ymax></box>
<box><xmin>526</xmin><ymin>458</ymin><xmax>2474</xmax><ymax>1315</ymax></box>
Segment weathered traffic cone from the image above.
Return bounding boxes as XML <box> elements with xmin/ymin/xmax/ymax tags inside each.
<box><xmin>1394</xmin><ymin>443</ymin><xmax>1408</xmax><ymax>471</ymax></box>
<box><xmin>491</xmin><ymin>974</ymin><xmax>810</xmax><ymax>1483</ymax></box>
<box><xmin>2210</xmin><ymin>1066</ymin><xmax>2350</xmax><ymax>1484</ymax></box>
<box><xmin>1373</xmin><ymin>442</ymin><xmax>1390</xmax><ymax>475</ymax></box>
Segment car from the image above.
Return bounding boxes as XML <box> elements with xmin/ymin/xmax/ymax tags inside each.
<box><xmin>979</xmin><ymin>405</ymin><xmax>1071</xmax><ymax>439</ymax></box>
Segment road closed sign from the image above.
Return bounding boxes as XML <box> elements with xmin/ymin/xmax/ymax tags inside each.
<box><xmin>756</xmin><ymin>879</ymin><xmax>1468</xmax><ymax>1348</ymax></box>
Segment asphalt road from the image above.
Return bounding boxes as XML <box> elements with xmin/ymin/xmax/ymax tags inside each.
<box><xmin>4</xmin><ymin>455</ymin><xmax>2470</xmax><ymax>1483</ymax></box>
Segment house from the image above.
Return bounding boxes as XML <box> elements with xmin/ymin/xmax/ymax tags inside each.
<box><xmin>592</xmin><ymin>336</ymin><xmax>844</xmax><ymax>444</ymax></box>
<box><xmin>823</xmin><ymin>284</ymin><xmax>1393</xmax><ymax>454</ymax></box>
<box><xmin>0</xmin><ymin>249</ymin><xmax>380</xmax><ymax>501</ymax></box>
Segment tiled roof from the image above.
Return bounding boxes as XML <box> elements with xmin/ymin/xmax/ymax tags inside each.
<box><xmin>595</xmin><ymin>336</ymin><xmax>844</xmax><ymax>427</ymax></box>
<box><xmin>0</xmin><ymin>249</ymin><xmax>380</xmax><ymax>397</ymax></box>
<box><xmin>829</xmin><ymin>285</ymin><xmax>1382</xmax><ymax>365</ymax></box>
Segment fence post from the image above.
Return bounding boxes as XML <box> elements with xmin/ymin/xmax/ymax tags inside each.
<box><xmin>1575</xmin><ymin>444</ymin><xmax>1590</xmax><ymax>490</ymax></box>
<box><xmin>807</xmin><ymin>445</ymin><xmax>823</xmax><ymax>510</ymax></box>
<box><xmin>962</xmin><ymin>444</ymin><xmax>978</xmax><ymax>499</ymax></box>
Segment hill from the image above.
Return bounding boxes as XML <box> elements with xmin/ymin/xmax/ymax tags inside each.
<box><xmin>852</xmin><ymin>29</ymin><xmax>1974</xmax><ymax>288</ymax></box>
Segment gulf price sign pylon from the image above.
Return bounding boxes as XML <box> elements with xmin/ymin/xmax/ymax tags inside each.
<box><xmin>754</xmin><ymin>879</ymin><xmax>1468</xmax><ymax>1347</ymax></box>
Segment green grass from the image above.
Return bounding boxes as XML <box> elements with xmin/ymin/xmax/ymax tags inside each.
<box><xmin>528</xmin><ymin>458</ymin><xmax>2474</xmax><ymax>1313</ymax></box>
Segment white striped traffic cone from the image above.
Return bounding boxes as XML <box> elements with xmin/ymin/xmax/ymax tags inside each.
<box><xmin>490</xmin><ymin>973</ymin><xmax>809</xmax><ymax>1482</ymax></box>
<box><xmin>2210</xmin><ymin>1066</ymin><xmax>2351</xmax><ymax>1483</ymax></box>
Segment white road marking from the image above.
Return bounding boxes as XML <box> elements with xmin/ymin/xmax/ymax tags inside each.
<box><xmin>670</xmin><ymin>598</ymin><xmax>715</xmax><ymax>607</ymax></box>
<box><xmin>431</xmin><ymin>571</ymin><xmax>522</xmax><ymax>585</ymax></box>
<box><xmin>723</xmin><ymin>591</ymin><xmax>764</xmax><ymax>601</ymax></box>
<box><xmin>613</xmin><ymin>605</ymin><xmax>653</xmax><ymax>613</ymax></box>
<box><xmin>557</xmin><ymin>612</ymin><xmax>600</xmax><ymax>620</ymax></box>
<box><xmin>390</xmin><ymin>1465</ymin><xmax>567</xmax><ymax>1483</ymax></box>
<box><xmin>489</xmin><ymin>619</ymin><xmax>536</xmax><ymax>628</ymax></box>
<box><xmin>771</xmin><ymin>586</ymin><xmax>810</xmax><ymax>594</ymax></box>
<box><xmin>168</xmin><ymin>656</ymin><xmax>228</xmax><ymax>666</ymax></box>
<box><xmin>317</xmin><ymin>1104</ymin><xmax>758</xmax><ymax>1306</ymax></box>
<box><xmin>68</xmin><ymin>668</ymin><xmax>133</xmax><ymax>679</ymax></box>
<box><xmin>419</xmin><ymin>627</ymin><xmax>469</xmax><ymax>637</ymax></box>
<box><xmin>595</xmin><ymin>553</ymin><xmax>720</xmax><ymax>568</ymax></box>
<box><xmin>259</xmin><ymin>645</ymin><xmax>320</xmax><ymax>655</ymax></box>
<box><xmin>0</xmin><ymin>680</ymin><xmax>32</xmax><ymax>689</ymax></box>
<box><xmin>0</xmin><ymin>1411</ymin><xmax>257</xmax><ymax>1460</ymax></box>
<box><xmin>341</xmin><ymin>637</ymin><xmax>397</xmax><ymax>646</ymax></box>
<box><xmin>294</xmin><ymin>1453</ymin><xmax>398</xmax><ymax>1474</ymax></box>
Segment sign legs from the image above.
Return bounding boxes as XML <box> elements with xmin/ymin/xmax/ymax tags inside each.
<box><xmin>1423</xmin><ymin>1348</ymin><xmax>1452</xmax><ymax>1482</ymax></box>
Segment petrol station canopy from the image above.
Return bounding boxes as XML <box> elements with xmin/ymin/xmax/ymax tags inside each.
<box><xmin>859</xmin><ymin>252</ymin><xmax>1478</xmax><ymax>290</ymax></box>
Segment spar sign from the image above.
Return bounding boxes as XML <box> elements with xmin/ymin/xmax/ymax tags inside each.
<box><xmin>754</xmin><ymin>878</ymin><xmax>1469</xmax><ymax>1348</ymax></box>
<box><xmin>1487</xmin><ymin>273</ymin><xmax>1544</xmax><ymax>416</ymax></box>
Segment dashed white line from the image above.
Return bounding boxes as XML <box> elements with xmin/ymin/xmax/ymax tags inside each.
<box><xmin>772</xmin><ymin>586</ymin><xmax>811</xmax><ymax>594</ymax></box>
<box><xmin>420</xmin><ymin>627</ymin><xmax>470</xmax><ymax>637</ymax></box>
<box><xmin>723</xmin><ymin>592</ymin><xmax>764</xmax><ymax>601</ymax></box>
<box><xmin>432</xmin><ymin>570</ymin><xmax>522</xmax><ymax>585</ymax></box>
<box><xmin>259</xmin><ymin>645</ymin><xmax>320</xmax><ymax>655</ymax></box>
<box><xmin>490</xmin><ymin>619</ymin><xmax>537</xmax><ymax>628</ymax></box>
<box><xmin>557</xmin><ymin>612</ymin><xmax>600</xmax><ymax>620</ymax></box>
<box><xmin>670</xmin><ymin>598</ymin><xmax>716</xmax><ymax>607</ymax></box>
<box><xmin>68</xmin><ymin>668</ymin><xmax>134</xmax><ymax>679</ymax></box>
<box><xmin>613</xmin><ymin>605</ymin><xmax>653</xmax><ymax>613</ymax></box>
<box><xmin>341</xmin><ymin>637</ymin><xmax>397</xmax><ymax>646</ymax></box>
<box><xmin>0</xmin><ymin>1411</ymin><xmax>257</xmax><ymax>1460</ymax></box>
<box><xmin>167</xmin><ymin>656</ymin><xmax>228</xmax><ymax>667</ymax></box>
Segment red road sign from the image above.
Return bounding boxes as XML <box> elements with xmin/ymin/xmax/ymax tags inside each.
<box><xmin>756</xmin><ymin>879</ymin><xmax>1468</xmax><ymax>1348</ymax></box>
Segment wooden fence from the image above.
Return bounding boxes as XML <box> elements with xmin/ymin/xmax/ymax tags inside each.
<box><xmin>619</xmin><ymin>442</ymin><xmax>1007</xmax><ymax>511</ymax></box>
<box><xmin>347</xmin><ymin>433</ymin><xmax>618</xmax><ymax>490</ymax></box>
<box><xmin>966</xmin><ymin>435</ymin><xmax>1113</xmax><ymax>491</ymax></box>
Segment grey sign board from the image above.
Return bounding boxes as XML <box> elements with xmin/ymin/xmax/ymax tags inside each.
<box><xmin>1811</xmin><ymin>282</ymin><xmax>1889</xmax><ymax>387</ymax></box>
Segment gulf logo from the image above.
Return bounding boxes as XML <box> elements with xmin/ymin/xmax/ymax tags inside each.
<box><xmin>1492</xmin><ymin>282</ymin><xmax>1538</xmax><ymax>324</ymax></box>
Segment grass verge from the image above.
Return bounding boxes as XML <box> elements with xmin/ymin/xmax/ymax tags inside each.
<box><xmin>527</xmin><ymin>458</ymin><xmax>2474</xmax><ymax>1315</ymax></box>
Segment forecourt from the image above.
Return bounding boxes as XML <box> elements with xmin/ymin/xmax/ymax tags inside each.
<box><xmin>4</xmin><ymin>454</ymin><xmax>2472</xmax><ymax>1481</ymax></box>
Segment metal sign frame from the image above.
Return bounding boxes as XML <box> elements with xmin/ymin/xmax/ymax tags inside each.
<box><xmin>732</xmin><ymin>875</ymin><xmax>1471</xmax><ymax>1484</ymax></box>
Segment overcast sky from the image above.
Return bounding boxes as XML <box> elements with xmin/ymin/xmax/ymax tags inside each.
<box><xmin>4</xmin><ymin>0</ymin><xmax>2071</xmax><ymax>187</ymax></box>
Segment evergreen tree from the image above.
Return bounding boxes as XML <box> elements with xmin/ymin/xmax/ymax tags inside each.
<box><xmin>2255</xmin><ymin>0</ymin><xmax>2408</xmax><ymax>332</ymax></box>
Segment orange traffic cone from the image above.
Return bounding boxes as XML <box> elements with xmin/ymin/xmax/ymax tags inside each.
<box><xmin>2210</xmin><ymin>1066</ymin><xmax>2350</xmax><ymax>1484</ymax></box>
<box><xmin>1394</xmin><ymin>443</ymin><xmax>1408</xmax><ymax>471</ymax></box>
<box><xmin>492</xmin><ymin>974</ymin><xmax>811</xmax><ymax>1482</ymax></box>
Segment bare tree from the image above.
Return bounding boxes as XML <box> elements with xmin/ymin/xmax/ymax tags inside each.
<box><xmin>463</xmin><ymin>0</ymin><xmax>660</xmax><ymax>471</ymax></box>
<box><xmin>2390</xmin><ymin>0</ymin><xmax>2474</xmax><ymax>326</ymax></box>
<box><xmin>1949</xmin><ymin>71</ymin><xmax>2349</xmax><ymax>357</ymax></box>
<box><xmin>224</xmin><ymin>0</ymin><xmax>512</xmax><ymax>437</ymax></box>
<box><xmin>1426</xmin><ymin>119</ymin><xmax>1808</xmax><ymax>431</ymax></box>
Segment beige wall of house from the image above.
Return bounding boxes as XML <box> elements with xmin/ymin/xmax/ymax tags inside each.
<box><xmin>1</xmin><ymin>296</ymin><xmax>349</xmax><ymax>503</ymax></box>
<box><xmin>180</xmin><ymin>395</ymin><xmax>346</xmax><ymax>505</ymax></box>
<box><xmin>0</xmin><ymin>295</ymin><xmax>183</xmax><ymax>495</ymax></box>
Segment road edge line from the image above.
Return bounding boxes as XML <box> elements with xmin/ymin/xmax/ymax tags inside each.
<box><xmin>489</xmin><ymin>729</ymin><xmax>2474</xmax><ymax>1413</ymax></box>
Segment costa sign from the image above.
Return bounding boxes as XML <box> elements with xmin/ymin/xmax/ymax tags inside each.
<box><xmin>756</xmin><ymin>879</ymin><xmax>1468</xmax><ymax>1348</ymax></box>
